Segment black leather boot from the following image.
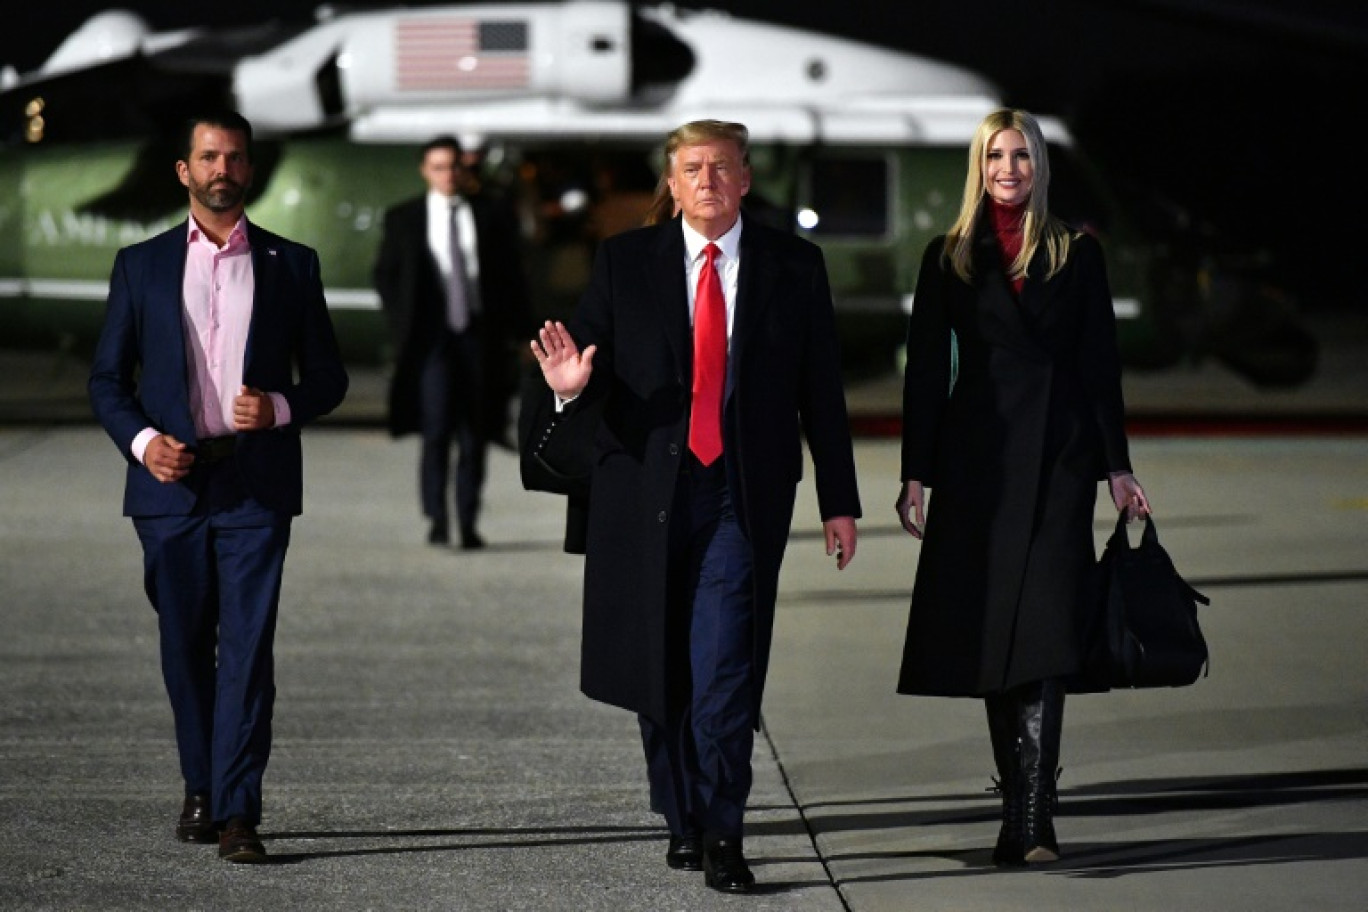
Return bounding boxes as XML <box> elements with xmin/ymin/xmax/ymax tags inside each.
<box><xmin>1017</xmin><ymin>678</ymin><xmax>1065</xmax><ymax>863</ymax></box>
<box><xmin>984</xmin><ymin>692</ymin><xmax>1024</xmax><ymax>867</ymax></box>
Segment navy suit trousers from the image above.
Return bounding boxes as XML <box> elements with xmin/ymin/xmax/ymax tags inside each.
<box><xmin>133</xmin><ymin>461</ymin><xmax>291</xmax><ymax>826</ymax></box>
<box><xmin>639</xmin><ymin>455</ymin><xmax>755</xmax><ymax>839</ymax></box>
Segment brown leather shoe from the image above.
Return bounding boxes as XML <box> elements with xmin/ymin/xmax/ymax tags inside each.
<box><xmin>175</xmin><ymin>793</ymin><xmax>217</xmax><ymax>844</ymax></box>
<box><xmin>218</xmin><ymin>817</ymin><xmax>268</xmax><ymax>863</ymax></box>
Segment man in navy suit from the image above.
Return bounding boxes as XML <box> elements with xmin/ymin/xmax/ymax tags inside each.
<box><xmin>530</xmin><ymin>120</ymin><xmax>861</xmax><ymax>892</ymax></box>
<box><xmin>88</xmin><ymin>111</ymin><xmax>348</xmax><ymax>863</ymax></box>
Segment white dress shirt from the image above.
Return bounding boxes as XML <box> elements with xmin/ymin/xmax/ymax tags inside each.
<box><xmin>680</xmin><ymin>215</ymin><xmax>742</xmax><ymax>344</ymax></box>
<box><xmin>426</xmin><ymin>191</ymin><xmax>482</xmax><ymax>314</ymax></box>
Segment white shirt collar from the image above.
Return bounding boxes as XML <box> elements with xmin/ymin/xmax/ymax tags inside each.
<box><xmin>681</xmin><ymin>214</ymin><xmax>742</xmax><ymax>264</ymax></box>
<box><xmin>427</xmin><ymin>190</ymin><xmax>466</xmax><ymax>211</ymax></box>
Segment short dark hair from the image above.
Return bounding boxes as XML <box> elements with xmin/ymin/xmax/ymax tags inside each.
<box><xmin>420</xmin><ymin>134</ymin><xmax>463</xmax><ymax>162</ymax></box>
<box><xmin>182</xmin><ymin>111</ymin><xmax>254</xmax><ymax>162</ymax></box>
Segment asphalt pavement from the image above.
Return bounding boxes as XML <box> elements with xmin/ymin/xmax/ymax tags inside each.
<box><xmin>1</xmin><ymin>421</ymin><xmax>1365</xmax><ymax>911</ymax></box>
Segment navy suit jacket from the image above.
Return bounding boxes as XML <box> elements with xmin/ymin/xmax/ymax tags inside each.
<box><xmin>89</xmin><ymin>219</ymin><xmax>349</xmax><ymax>517</ymax></box>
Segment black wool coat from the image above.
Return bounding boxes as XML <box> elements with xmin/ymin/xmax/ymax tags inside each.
<box><xmin>372</xmin><ymin>193</ymin><xmax>533</xmax><ymax>438</ymax></box>
<box><xmin>535</xmin><ymin>215</ymin><xmax>863</xmax><ymax>727</ymax></box>
<box><xmin>897</xmin><ymin>227</ymin><xmax>1132</xmax><ymax>697</ymax></box>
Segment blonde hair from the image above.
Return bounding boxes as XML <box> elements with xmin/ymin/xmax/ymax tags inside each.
<box><xmin>945</xmin><ymin>108</ymin><xmax>1074</xmax><ymax>283</ymax></box>
<box><xmin>644</xmin><ymin>119</ymin><xmax>750</xmax><ymax>226</ymax></box>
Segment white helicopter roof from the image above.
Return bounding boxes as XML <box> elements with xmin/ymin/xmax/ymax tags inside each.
<box><xmin>30</xmin><ymin>10</ymin><xmax>202</xmax><ymax>80</ymax></box>
<box><xmin>227</xmin><ymin>1</ymin><xmax>1070</xmax><ymax>146</ymax></box>
<box><xmin>12</xmin><ymin>1</ymin><xmax>1073</xmax><ymax>148</ymax></box>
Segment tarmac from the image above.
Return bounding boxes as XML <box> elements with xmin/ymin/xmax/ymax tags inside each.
<box><xmin>1</xmin><ymin>314</ymin><xmax>1367</xmax><ymax>910</ymax></box>
<box><xmin>3</xmin><ymin>311</ymin><xmax>1368</xmax><ymax>429</ymax></box>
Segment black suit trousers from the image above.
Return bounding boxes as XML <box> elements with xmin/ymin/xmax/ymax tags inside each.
<box><xmin>418</xmin><ymin>329</ymin><xmax>487</xmax><ymax>532</ymax></box>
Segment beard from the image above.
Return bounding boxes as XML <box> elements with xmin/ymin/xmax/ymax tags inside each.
<box><xmin>187</xmin><ymin>174</ymin><xmax>247</xmax><ymax>213</ymax></box>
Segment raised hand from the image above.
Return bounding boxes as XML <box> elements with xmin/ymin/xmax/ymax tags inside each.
<box><xmin>531</xmin><ymin>320</ymin><xmax>596</xmax><ymax>401</ymax></box>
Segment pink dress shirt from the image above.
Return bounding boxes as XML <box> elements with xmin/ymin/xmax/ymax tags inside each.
<box><xmin>132</xmin><ymin>215</ymin><xmax>290</xmax><ymax>463</ymax></box>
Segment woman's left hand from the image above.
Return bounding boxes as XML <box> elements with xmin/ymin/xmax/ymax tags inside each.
<box><xmin>1108</xmin><ymin>471</ymin><xmax>1150</xmax><ymax>521</ymax></box>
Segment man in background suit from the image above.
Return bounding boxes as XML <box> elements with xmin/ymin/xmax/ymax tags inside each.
<box><xmin>88</xmin><ymin>111</ymin><xmax>349</xmax><ymax>863</ymax></box>
<box><xmin>530</xmin><ymin>120</ymin><xmax>861</xmax><ymax>893</ymax></box>
<box><xmin>373</xmin><ymin>135</ymin><xmax>532</xmax><ymax>550</ymax></box>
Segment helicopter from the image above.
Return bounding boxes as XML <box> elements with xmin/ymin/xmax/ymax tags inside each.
<box><xmin>0</xmin><ymin>1</ymin><xmax>1315</xmax><ymax>386</ymax></box>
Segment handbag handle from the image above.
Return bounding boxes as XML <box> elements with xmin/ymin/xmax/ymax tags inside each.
<box><xmin>1106</xmin><ymin>509</ymin><xmax>1210</xmax><ymax>607</ymax></box>
<box><xmin>1107</xmin><ymin>508</ymin><xmax>1158</xmax><ymax>551</ymax></box>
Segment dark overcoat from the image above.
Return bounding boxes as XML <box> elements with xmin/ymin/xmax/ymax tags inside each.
<box><xmin>535</xmin><ymin>215</ymin><xmax>862</xmax><ymax>727</ymax></box>
<box><xmin>897</xmin><ymin>226</ymin><xmax>1132</xmax><ymax>696</ymax></box>
<box><xmin>372</xmin><ymin>193</ymin><xmax>532</xmax><ymax>438</ymax></box>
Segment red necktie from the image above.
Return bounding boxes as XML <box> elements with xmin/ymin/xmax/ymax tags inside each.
<box><xmin>689</xmin><ymin>243</ymin><xmax>726</xmax><ymax>465</ymax></box>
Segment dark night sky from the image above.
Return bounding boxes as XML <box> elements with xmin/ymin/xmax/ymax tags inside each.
<box><xmin>8</xmin><ymin>2</ymin><xmax>1367</xmax><ymax>309</ymax></box>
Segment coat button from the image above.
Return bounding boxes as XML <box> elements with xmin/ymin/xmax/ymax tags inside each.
<box><xmin>657</xmin><ymin>511</ymin><xmax>667</xmax><ymax>523</ymax></box>
<box><xmin>668</xmin><ymin>443</ymin><xmax>679</xmax><ymax>456</ymax></box>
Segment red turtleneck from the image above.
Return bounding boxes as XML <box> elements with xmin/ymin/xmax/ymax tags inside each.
<box><xmin>989</xmin><ymin>200</ymin><xmax>1025</xmax><ymax>295</ymax></box>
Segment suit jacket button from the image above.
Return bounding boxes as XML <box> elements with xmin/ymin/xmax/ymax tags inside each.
<box><xmin>657</xmin><ymin>511</ymin><xmax>667</xmax><ymax>523</ymax></box>
<box><xmin>668</xmin><ymin>443</ymin><xmax>679</xmax><ymax>456</ymax></box>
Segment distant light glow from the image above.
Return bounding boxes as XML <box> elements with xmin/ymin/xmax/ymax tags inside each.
<box><xmin>796</xmin><ymin>208</ymin><xmax>819</xmax><ymax>230</ymax></box>
<box><xmin>560</xmin><ymin>188</ymin><xmax>588</xmax><ymax>213</ymax></box>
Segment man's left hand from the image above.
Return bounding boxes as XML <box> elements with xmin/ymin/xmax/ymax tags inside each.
<box><xmin>233</xmin><ymin>386</ymin><xmax>275</xmax><ymax>431</ymax></box>
<box><xmin>823</xmin><ymin>516</ymin><xmax>858</xmax><ymax>571</ymax></box>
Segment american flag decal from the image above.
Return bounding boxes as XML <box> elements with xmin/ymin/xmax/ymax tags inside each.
<box><xmin>394</xmin><ymin>18</ymin><xmax>530</xmax><ymax>91</ymax></box>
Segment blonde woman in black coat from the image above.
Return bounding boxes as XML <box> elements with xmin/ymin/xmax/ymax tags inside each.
<box><xmin>894</xmin><ymin>108</ymin><xmax>1149</xmax><ymax>867</ymax></box>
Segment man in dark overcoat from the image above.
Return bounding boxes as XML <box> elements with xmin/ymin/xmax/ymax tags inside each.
<box><xmin>373</xmin><ymin>135</ymin><xmax>532</xmax><ymax>548</ymax></box>
<box><xmin>528</xmin><ymin>120</ymin><xmax>861</xmax><ymax>893</ymax></box>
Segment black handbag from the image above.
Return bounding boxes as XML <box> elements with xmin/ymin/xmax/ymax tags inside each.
<box><xmin>1078</xmin><ymin>511</ymin><xmax>1210</xmax><ymax>690</ymax></box>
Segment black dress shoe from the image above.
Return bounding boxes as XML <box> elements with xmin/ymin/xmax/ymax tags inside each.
<box><xmin>428</xmin><ymin>521</ymin><xmax>450</xmax><ymax>545</ymax></box>
<box><xmin>175</xmin><ymin>793</ymin><xmax>217</xmax><ymax>844</ymax></box>
<box><xmin>218</xmin><ymin>817</ymin><xmax>268</xmax><ymax>863</ymax></box>
<box><xmin>459</xmin><ymin>527</ymin><xmax>485</xmax><ymax>550</ymax></box>
<box><xmin>703</xmin><ymin>837</ymin><xmax>756</xmax><ymax>893</ymax></box>
<box><xmin>666</xmin><ymin>834</ymin><xmax>703</xmax><ymax>871</ymax></box>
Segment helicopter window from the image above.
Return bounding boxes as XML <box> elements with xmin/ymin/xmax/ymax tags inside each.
<box><xmin>803</xmin><ymin>156</ymin><xmax>889</xmax><ymax>238</ymax></box>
